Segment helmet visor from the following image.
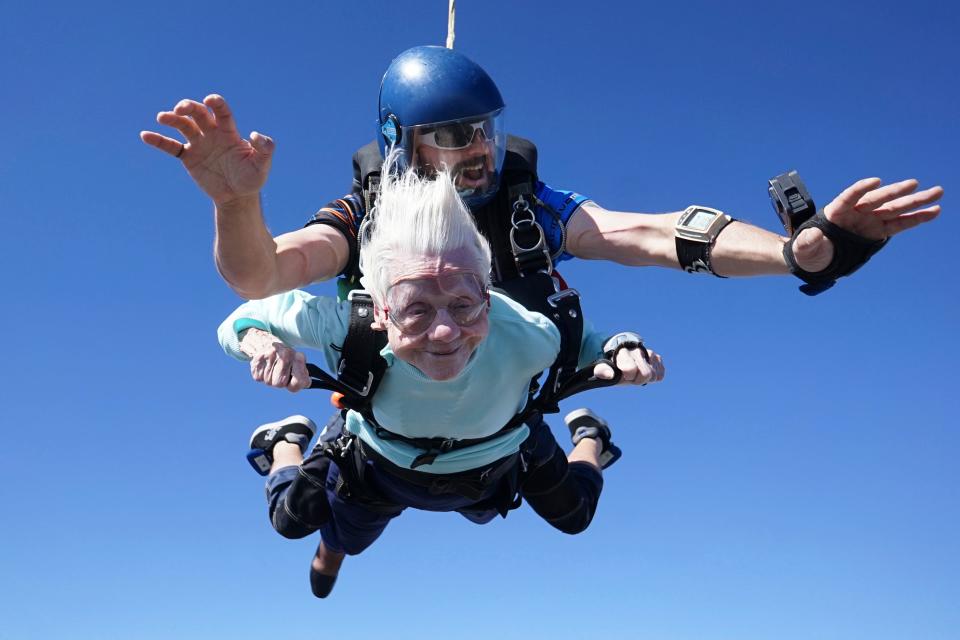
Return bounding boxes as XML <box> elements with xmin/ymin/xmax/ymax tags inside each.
<box><xmin>409</xmin><ymin>110</ymin><xmax>506</xmax><ymax>207</ymax></box>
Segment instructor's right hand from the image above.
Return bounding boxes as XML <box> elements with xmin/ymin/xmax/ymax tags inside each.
<box><xmin>140</xmin><ymin>94</ymin><xmax>274</xmax><ymax>206</ymax></box>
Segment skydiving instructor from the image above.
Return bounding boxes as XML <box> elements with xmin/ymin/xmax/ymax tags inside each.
<box><xmin>141</xmin><ymin>46</ymin><xmax>943</xmax><ymax>307</ymax></box>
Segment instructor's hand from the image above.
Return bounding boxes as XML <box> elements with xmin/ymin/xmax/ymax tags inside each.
<box><xmin>140</xmin><ymin>94</ymin><xmax>275</xmax><ymax>206</ymax></box>
<box><xmin>792</xmin><ymin>177</ymin><xmax>943</xmax><ymax>273</ymax></box>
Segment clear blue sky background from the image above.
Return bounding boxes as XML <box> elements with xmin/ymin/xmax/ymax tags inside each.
<box><xmin>1</xmin><ymin>1</ymin><xmax>957</xmax><ymax>638</ymax></box>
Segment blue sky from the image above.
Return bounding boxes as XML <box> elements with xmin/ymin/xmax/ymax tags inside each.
<box><xmin>1</xmin><ymin>1</ymin><xmax>957</xmax><ymax>638</ymax></box>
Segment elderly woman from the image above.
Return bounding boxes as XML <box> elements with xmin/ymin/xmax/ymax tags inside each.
<box><xmin>218</xmin><ymin>166</ymin><xmax>664</xmax><ymax>597</ymax></box>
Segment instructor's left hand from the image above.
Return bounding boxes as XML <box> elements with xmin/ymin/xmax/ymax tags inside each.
<box><xmin>792</xmin><ymin>178</ymin><xmax>943</xmax><ymax>272</ymax></box>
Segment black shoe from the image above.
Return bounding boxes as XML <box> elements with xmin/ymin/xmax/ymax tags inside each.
<box><xmin>309</xmin><ymin>569</ymin><xmax>337</xmax><ymax>599</ymax></box>
<box><xmin>309</xmin><ymin>541</ymin><xmax>344</xmax><ymax>598</ymax></box>
<box><xmin>565</xmin><ymin>408</ymin><xmax>622</xmax><ymax>469</ymax></box>
<box><xmin>246</xmin><ymin>415</ymin><xmax>317</xmax><ymax>476</ymax></box>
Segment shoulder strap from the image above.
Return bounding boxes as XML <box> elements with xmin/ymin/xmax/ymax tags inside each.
<box><xmin>352</xmin><ymin>141</ymin><xmax>383</xmax><ymax>192</ymax></box>
<box><xmin>475</xmin><ymin>135</ymin><xmax>587</xmax><ymax>400</ymax></box>
<box><xmin>493</xmin><ymin>275</ymin><xmax>584</xmax><ymax>407</ymax></box>
<box><xmin>306</xmin><ymin>290</ymin><xmax>387</xmax><ymax>412</ymax></box>
<box><xmin>353</xmin><ymin>140</ymin><xmax>384</xmax><ymax>214</ymax></box>
<box><xmin>503</xmin><ymin>135</ymin><xmax>538</xmax><ymax>179</ymax></box>
<box><xmin>473</xmin><ymin>135</ymin><xmax>540</xmax><ymax>283</ymax></box>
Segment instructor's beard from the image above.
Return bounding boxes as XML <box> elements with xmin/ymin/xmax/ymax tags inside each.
<box><xmin>415</xmin><ymin>144</ymin><xmax>495</xmax><ymax>195</ymax></box>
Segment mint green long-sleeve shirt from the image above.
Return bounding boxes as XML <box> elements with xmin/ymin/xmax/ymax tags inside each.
<box><xmin>219</xmin><ymin>290</ymin><xmax>606</xmax><ymax>473</ymax></box>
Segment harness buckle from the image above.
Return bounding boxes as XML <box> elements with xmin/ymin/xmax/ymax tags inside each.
<box><xmin>547</xmin><ymin>288</ymin><xmax>580</xmax><ymax>307</ymax></box>
<box><xmin>336</xmin><ymin>360</ymin><xmax>375</xmax><ymax>397</ymax></box>
<box><xmin>510</xmin><ymin>196</ymin><xmax>553</xmax><ymax>276</ymax></box>
<box><xmin>410</xmin><ymin>451</ymin><xmax>438</xmax><ymax>469</ymax></box>
<box><xmin>511</xmin><ymin>194</ymin><xmax>536</xmax><ymax>224</ymax></box>
<box><xmin>409</xmin><ymin>438</ymin><xmax>459</xmax><ymax>469</ymax></box>
<box><xmin>347</xmin><ymin>289</ymin><xmax>373</xmax><ymax>303</ymax></box>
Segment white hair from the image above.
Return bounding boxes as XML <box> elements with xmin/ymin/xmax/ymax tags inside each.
<box><xmin>358</xmin><ymin>155</ymin><xmax>492</xmax><ymax>304</ymax></box>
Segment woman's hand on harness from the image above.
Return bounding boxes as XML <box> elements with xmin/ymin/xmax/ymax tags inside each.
<box><xmin>593</xmin><ymin>345</ymin><xmax>665</xmax><ymax>386</ymax></box>
<box><xmin>140</xmin><ymin>94</ymin><xmax>275</xmax><ymax>207</ymax></box>
<box><xmin>239</xmin><ymin>328</ymin><xmax>310</xmax><ymax>393</ymax></box>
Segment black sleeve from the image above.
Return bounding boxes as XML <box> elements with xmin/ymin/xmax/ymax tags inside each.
<box><xmin>304</xmin><ymin>192</ymin><xmax>365</xmax><ymax>277</ymax></box>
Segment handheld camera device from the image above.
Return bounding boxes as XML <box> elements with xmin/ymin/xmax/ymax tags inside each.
<box><xmin>768</xmin><ymin>170</ymin><xmax>816</xmax><ymax>235</ymax></box>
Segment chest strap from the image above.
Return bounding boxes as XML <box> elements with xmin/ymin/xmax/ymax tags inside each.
<box><xmin>307</xmin><ymin>352</ymin><xmax>622</xmax><ymax>470</ymax></box>
<box><xmin>373</xmin><ymin>397</ymin><xmax>536</xmax><ymax>468</ymax></box>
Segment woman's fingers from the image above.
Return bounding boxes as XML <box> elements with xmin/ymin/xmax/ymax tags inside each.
<box><xmin>593</xmin><ymin>361</ymin><xmax>616</xmax><ymax>380</ymax></box>
<box><xmin>288</xmin><ymin>353</ymin><xmax>310</xmax><ymax>392</ymax></box>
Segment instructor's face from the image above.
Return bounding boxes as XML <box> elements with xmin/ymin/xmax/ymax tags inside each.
<box><xmin>413</xmin><ymin>129</ymin><xmax>495</xmax><ymax>195</ymax></box>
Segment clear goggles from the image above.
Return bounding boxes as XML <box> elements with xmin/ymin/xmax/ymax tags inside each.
<box><xmin>401</xmin><ymin>109</ymin><xmax>506</xmax><ymax>207</ymax></box>
<box><xmin>384</xmin><ymin>274</ymin><xmax>489</xmax><ymax>336</ymax></box>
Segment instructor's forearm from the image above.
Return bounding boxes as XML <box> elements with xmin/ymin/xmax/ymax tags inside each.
<box><xmin>213</xmin><ymin>195</ymin><xmax>284</xmax><ymax>299</ymax></box>
<box><xmin>710</xmin><ymin>221</ymin><xmax>790</xmax><ymax>277</ymax></box>
<box><xmin>567</xmin><ymin>203</ymin><xmax>792</xmax><ymax>277</ymax></box>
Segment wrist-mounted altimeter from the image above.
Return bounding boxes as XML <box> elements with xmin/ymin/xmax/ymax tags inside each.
<box><xmin>675</xmin><ymin>205</ymin><xmax>734</xmax><ymax>276</ymax></box>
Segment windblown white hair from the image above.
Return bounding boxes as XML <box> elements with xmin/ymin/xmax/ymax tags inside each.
<box><xmin>358</xmin><ymin>155</ymin><xmax>492</xmax><ymax>304</ymax></box>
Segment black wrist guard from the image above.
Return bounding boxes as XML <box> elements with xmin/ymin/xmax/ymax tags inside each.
<box><xmin>783</xmin><ymin>210</ymin><xmax>889</xmax><ymax>296</ymax></box>
<box><xmin>602</xmin><ymin>332</ymin><xmax>649</xmax><ymax>363</ymax></box>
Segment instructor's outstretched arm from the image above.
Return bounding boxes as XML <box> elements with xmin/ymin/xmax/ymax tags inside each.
<box><xmin>141</xmin><ymin>94</ymin><xmax>349</xmax><ymax>299</ymax></box>
<box><xmin>566</xmin><ymin>177</ymin><xmax>942</xmax><ymax>277</ymax></box>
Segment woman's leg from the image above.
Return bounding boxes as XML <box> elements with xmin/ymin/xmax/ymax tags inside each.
<box><xmin>309</xmin><ymin>462</ymin><xmax>405</xmax><ymax>597</ymax></box>
<box><xmin>518</xmin><ymin>416</ymin><xmax>606</xmax><ymax>535</ymax></box>
<box><xmin>251</xmin><ymin>416</ymin><xmax>326</xmax><ymax>540</ymax></box>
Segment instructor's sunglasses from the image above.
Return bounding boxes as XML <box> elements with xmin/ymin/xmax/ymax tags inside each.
<box><xmin>416</xmin><ymin>119</ymin><xmax>493</xmax><ymax>150</ymax></box>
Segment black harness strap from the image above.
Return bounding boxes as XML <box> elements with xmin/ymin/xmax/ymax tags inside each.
<box><xmin>305</xmin><ymin>291</ymin><xmax>387</xmax><ymax>417</ymax></box>
<box><xmin>495</xmin><ymin>273</ymin><xmax>584</xmax><ymax>399</ymax></box>
<box><xmin>318</xmin><ymin>431</ymin><xmax>399</xmax><ymax>515</ymax></box>
<box><xmin>506</xmin><ymin>176</ymin><xmax>553</xmax><ymax>276</ymax></box>
<box><xmin>353</xmin><ymin>141</ymin><xmax>384</xmax><ymax>196</ymax></box>
<box><xmin>334</xmin><ymin>291</ymin><xmax>386</xmax><ymax>402</ymax></box>
<box><xmin>359</xmin><ymin>438</ymin><xmax>518</xmax><ymax>501</ymax></box>
<box><xmin>379</xmin><ymin>409</ymin><xmax>531</xmax><ymax>469</ymax></box>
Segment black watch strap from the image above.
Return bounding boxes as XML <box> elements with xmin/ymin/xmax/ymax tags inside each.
<box><xmin>675</xmin><ymin>216</ymin><xmax>733</xmax><ymax>277</ymax></box>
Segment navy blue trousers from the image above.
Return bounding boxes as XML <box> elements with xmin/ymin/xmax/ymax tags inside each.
<box><xmin>265</xmin><ymin>416</ymin><xmax>604</xmax><ymax>554</ymax></box>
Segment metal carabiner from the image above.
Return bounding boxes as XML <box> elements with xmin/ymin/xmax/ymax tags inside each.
<box><xmin>511</xmin><ymin>194</ymin><xmax>537</xmax><ymax>228</ymax></box>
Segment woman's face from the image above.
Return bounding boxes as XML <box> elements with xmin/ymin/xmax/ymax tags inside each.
<box><xmin>373</xmin><ymin>249</ymin><xmax>490</xmax><ymax>381</ymax></box>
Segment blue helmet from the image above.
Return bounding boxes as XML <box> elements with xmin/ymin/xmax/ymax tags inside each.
<box><xmin>377</xmin><ymin>46</ymin><xmax>507</xmax><ymax>207</ymax></box>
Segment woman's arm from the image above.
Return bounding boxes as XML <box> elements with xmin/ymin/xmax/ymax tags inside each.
<box><xmin>217</xmin><ymin>289</ymin><xmax>350</xmax><ymax>371</ymax></box>
<box><xmin>236</xmin><ymin>327</ymin><xmax>311</xmax><ymax>392</ymax></box>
